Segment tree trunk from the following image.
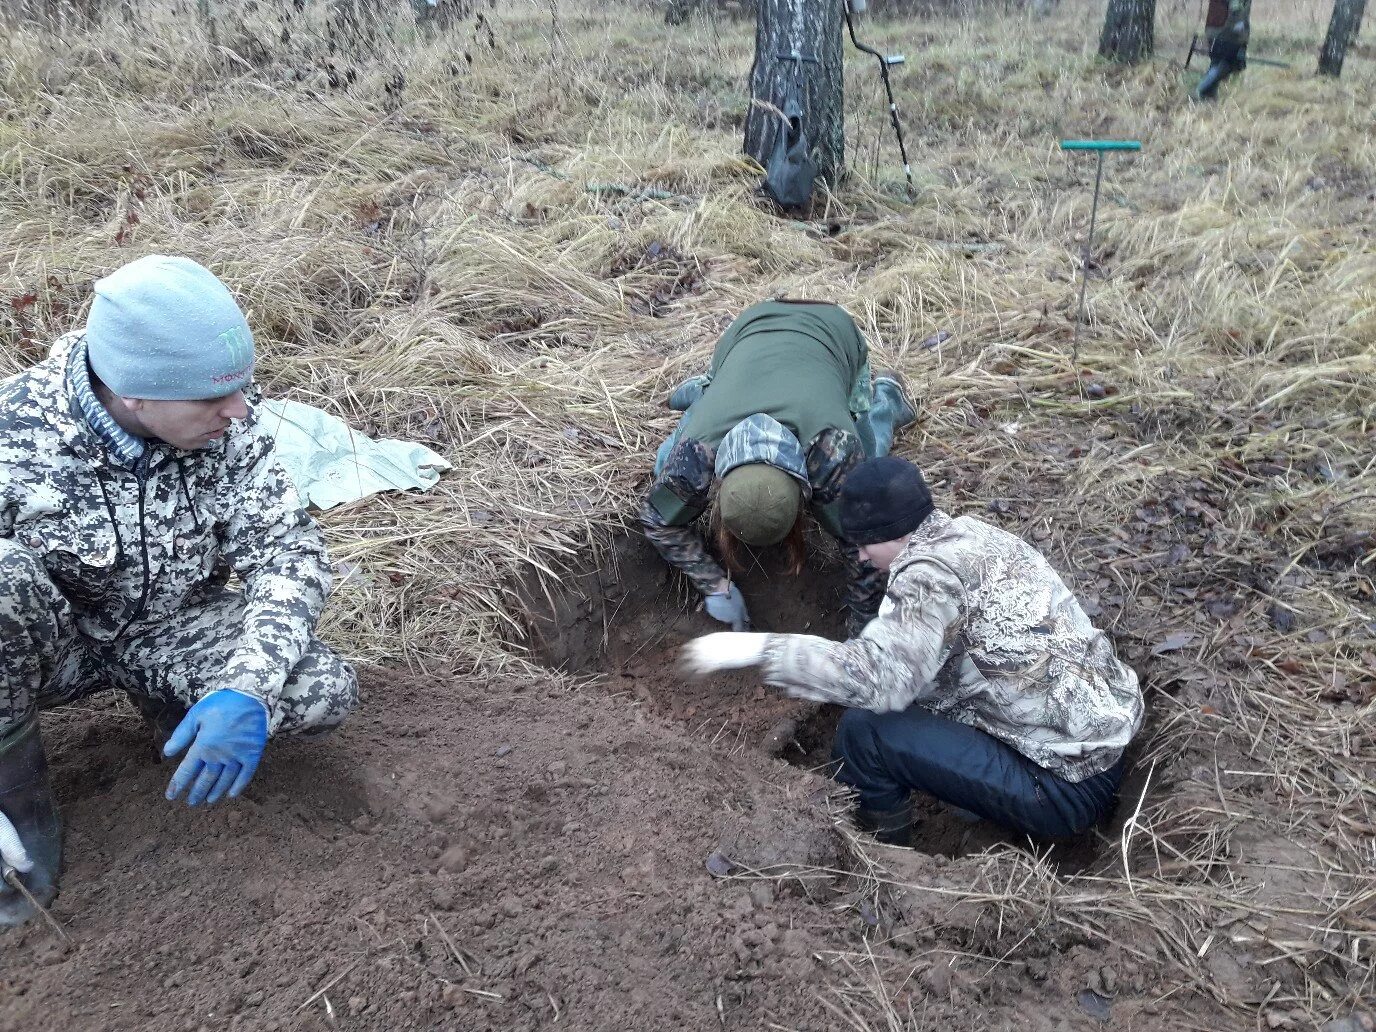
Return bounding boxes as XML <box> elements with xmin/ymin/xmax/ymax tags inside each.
<box><xmin>743</xmin><ymin>0</ymin><xmax>844</xmax><ymax>188</ymax></box>
<box><xmin>1319</xmin><ymin>0</ymin><xmax>1367</xmax><ymax>76</ymax></box>
<box><xmin>1098</xmin><ymin>0</ymin><xmax>1156</xmax><ymax>63</ymax></box>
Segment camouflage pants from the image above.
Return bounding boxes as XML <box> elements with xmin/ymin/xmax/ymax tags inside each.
<box><xmin>0</xmin><ymin>539</ymin><xmax>358</xmax><ymax>740</ymax></box>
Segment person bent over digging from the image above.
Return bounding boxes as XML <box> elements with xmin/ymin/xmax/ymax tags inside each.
<box><xmin>642</xmin><ymin>299</ymin><xmax>917</xmax><ymax>637</ymax></box>
<box><xmin>0</xmin><ymin>256</ymin><xmax>358</xmax><ymax>926</ymax></box>
<box><xmin>683</xmin><ymin>456</ymin><xmax>1143</xmax><ymax>845</ymax></box>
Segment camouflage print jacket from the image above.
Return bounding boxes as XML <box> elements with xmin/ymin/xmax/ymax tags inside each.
<box><xmin>1210</xmin><ymin>0</ymin><xmax>1250</xmax><ymax>50</ymax></box>
<box><xmin>761</xmin><ymin>510</ymin><xmax>1143</xmax><ymax>781</ymax></box>
<box><xmin>0</xmin><ymin>334</ymin><xmax>332</xmax><ymax>713</ymax></box>
<box><xmin>638</xmin><ymin>427</ymin><xmax>886</xmax><ymax>635</ymax></box>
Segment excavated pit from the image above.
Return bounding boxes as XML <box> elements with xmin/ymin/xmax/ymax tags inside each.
<box><xmin>519</xmin><ymin>531</ymin><xmax>1147</xmax><ymax>870</ymax></box>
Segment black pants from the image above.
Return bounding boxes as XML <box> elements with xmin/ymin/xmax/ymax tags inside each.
<box><xmin>832</xmin><ymin>705</ymin><xmax>1124</xmax><ymax>840</ymax></box>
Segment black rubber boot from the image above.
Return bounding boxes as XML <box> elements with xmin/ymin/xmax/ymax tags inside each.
<box><xmin>131</xmin><ymin>694</ymin><xmax>189</xmax><ymax>757</ymax></box>
<box><xmin>855</xmin><ymin>800</ymin><xmax>915</xmax><ymax>847</ymax></box>
<box><xmin>0</xmin><ymin>717</ymin><xmax>62</xmax><ymax>926</ymax></box>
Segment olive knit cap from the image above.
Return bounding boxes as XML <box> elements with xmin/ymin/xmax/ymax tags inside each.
<box><xmin>719</xmin><ymin>463</ymin><xmax>801</xmax><ymax>547</ymax></box>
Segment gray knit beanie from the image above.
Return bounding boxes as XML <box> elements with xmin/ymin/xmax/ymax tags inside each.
<box><xmin>86</xmin><ymin>255</ymin><xmax>255</xmax><ymax>400</ymax></box>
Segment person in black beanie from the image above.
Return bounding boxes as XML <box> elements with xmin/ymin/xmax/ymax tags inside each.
<box><xmin>682</xmin><ymin>455</ymin><xmax>1143</xmax><ymax>845</ymax></box>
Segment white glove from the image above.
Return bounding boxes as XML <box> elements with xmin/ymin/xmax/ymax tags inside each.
<box><xmin>0</xmin><ymin>810</ymin><xmax>33</xmax><ymax>875</ymax></box>
<box><xmin>681</xmin><ymin>632</ymin><xmax>769</xmax><ymax>676</ymax></box>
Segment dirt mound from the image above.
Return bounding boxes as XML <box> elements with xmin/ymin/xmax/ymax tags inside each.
<box><xmin>0</xmin><ymin>669</ymin><xmax>866</xmax><ymax>1032</ymax></box>
<box><xmin>2</xmin><ymin>663</ymin><xmax>1242</xmax><ymax>1032</ymax></box>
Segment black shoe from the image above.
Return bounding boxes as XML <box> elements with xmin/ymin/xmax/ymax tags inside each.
<box><xmin>131</xmin><ymin>695</ymin><xmax>189</xmax><ymax>757</ymax></box>
<box><xmin>0</xmin><ymin>717</ymin><xmax>61</xmax><ymax>927</ymax></box>
<box><xmin>855</xmin><ymin>800</ymin><xmax>915</xmax><ymax>847</ymax></box>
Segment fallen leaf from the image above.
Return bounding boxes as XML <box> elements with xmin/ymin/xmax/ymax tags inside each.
<box><xmin>1151</xmin><ymin>632</ymin><xmax>1197</xmax><ymax>656</ymax></box>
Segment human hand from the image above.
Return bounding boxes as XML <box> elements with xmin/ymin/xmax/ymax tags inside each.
<box><xmin>0</xmin><ymin>810</ymin><xmax>33</xmax><ymax>877</ymax></box>
<box><xmin>704</xmin><ymin>584</ymin><xmax>752</xmax><ymax>631</ymax></box>
<box><xmin>164</xmin><ymin>689</ymin><xmax>270</xmax><ymax>806</ymax></box>
<box><xmin>681</xmin><ymin>632</ymin><xmax>769</xmax><ymax>676</ymax></box>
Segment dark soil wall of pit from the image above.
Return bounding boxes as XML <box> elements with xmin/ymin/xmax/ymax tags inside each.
<box><xmin>519</xmin><ymin>530</ymin><xmax>850</xmax><ymax>763</ymax></box>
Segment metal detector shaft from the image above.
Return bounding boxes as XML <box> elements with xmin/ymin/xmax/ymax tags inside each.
<box><xmin>1186</xmin><ymin>38</ymin><xmax>1291</xmax><ymax>69</ymax></box>
<box><xmin>844</xmin><ymin>4</ymin><xmax>915</xmax><ymax>197</ymax></box>
<box><xmin>1059</xmin><ymin>140</ymin><xmax>1141</xmax><ymax>364</ymax></box>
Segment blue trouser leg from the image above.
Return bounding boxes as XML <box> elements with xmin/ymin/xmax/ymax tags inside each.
<box><xmin>832</xmin><ymin>705</ymin><xmax>1123</xmax><ymax>839</ymax></box>
<box><xmin>854</xmin><ymin>377</ymin><xmax>917</xmax><ymax>460</ymax></box>
<box><xmin>1195</xmin><ymin>61</ymin><xmax>1231</xmax><ymax>99</ymax></box>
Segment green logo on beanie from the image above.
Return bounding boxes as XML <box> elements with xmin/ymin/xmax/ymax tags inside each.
<box><xmin>219</xmin><ymin>326</ymin><xmax>253</xmax><ymax>370</ymax></box>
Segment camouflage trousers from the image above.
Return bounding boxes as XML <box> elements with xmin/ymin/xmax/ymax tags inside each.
<box><xmin>0</xmin><ymin>539</ymin><xmax>358</xmax><ymax>740</ymax></box>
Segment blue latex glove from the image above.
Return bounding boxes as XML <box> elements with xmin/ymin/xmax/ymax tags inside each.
<box><xmin>704</xmin><ymin>584</ymin><xmax>752</xmax><ymax>632</ymax></box>
<box><xmin>163</xmin><ymin>690</ymin><xmax>269</xmax><ymax>807</ymax></box>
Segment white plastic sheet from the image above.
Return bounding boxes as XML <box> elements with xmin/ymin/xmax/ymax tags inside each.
<box><xmin>259</xmin><ymin>399</ymin><xmax>451</xmax><ymax>511</ymax></box>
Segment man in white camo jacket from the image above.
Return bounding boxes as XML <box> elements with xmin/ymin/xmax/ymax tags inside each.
<box><xmin>0</xmin><ymin>255</ymin><xmax>357</xmax><ymax>925</ymax></box>
<box><xmin>684</xmin><ymin>455</ymin><xmax>1143</xmax><ymax>845</ymax></box>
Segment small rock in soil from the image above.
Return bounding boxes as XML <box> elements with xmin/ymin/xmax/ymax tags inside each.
<box><xmin>704</xmin><ymin>850</ymin><xmax>736</xmax><ymax>877</ymax></box>
<box><xmin>748</xmin><ymin>881</ymin><xmax>775</xmax><ymax>908</ymax></box>
<box><xmin>495</xmin><ymin>744</ymin><xmax>513</xmax><ymax>757</ymax></box>
<box><xmin>1087</xmin><ymin>965</ymin><xmax>1117</xmax><ymax>997</ymax></box>
<box><xmin>760</xmin><ymin>718</ymin><xmax>797</xmax><ymax>757</ymax></box>
<box><xmin>1077</xmin><ymin>989</ymin><xmax>1112</xmax><ymax>1023</ymax></box>
<box><xmin>437</xmin><ymin>845</ymin><xmax>470</xmax><ymax>873</ymax></box>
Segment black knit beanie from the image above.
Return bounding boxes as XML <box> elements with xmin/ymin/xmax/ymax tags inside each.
<box><xmin>839</xmin><ymin>456</ymin><xmax>934</xmax><ymax>546</ymax></box>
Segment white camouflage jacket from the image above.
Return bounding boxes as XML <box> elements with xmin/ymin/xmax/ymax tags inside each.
<box><xmin>0</xmin><ymin>335</ymin><xmax>331</xmax><ymax>713</ymax></box>
<box><xmin>762</xmin><ymin>510</ymin><xmax>1143</xmax><ymax>781</ymax></box>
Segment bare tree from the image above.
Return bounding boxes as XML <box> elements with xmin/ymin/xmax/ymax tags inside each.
<box><xmin>1318</xmin><ymin>0</ymin><xmax>1367</xmax><ymax>76</ymax></box>
<box><xmin>1098</xmin><ymin>0</ymin><xmax>1156</xmax><ymax>63</ymax></box>
<box><xmin>743</xmin><ymin>0</ymin><xmax>845</xmax><ymax>188</ymax></box>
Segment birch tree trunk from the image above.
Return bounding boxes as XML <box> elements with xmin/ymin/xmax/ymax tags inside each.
<box><xmin>743</xmin><ymin>0</ymin><xmax>845</xmax><ymax>187</ymax></box>
<box><xmin>1318</xmin><ymin>0</ymin><xmax>1366</xmax><ymax>76</ymax></box>
<box><xmin>1098</xmin><ymin>0</ymin><xmax>1156</xmax><ymax>63</ymax></box>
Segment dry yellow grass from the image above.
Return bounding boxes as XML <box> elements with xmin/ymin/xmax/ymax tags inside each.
<box><xmin>1</xmin><ymin>0</ymin><xmax>1373</xmax><ymax>1025</ymax></box>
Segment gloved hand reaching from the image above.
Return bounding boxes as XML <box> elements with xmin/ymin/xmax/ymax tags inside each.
<box><xmin>0</xmin><ymin>810</ymin><xmax>33</xmax><ymax>878</ymax></box>
<box><xmin>704</xmin><ymin>584</ymin><xmax>752</xmax><ymax>631</ymax></box>
<box><xmin>164</xmin><ymin>689</ymin><xmax>270</xmax><ymax>807</ymax></box>
<box><xmin>681</xmin><ymin>632</ymin><xmax>770</xmax><ymax>676</ymax></box>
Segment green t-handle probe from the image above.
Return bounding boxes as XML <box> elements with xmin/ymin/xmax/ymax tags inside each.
<box><xmin>1060</xmin><ymin>140</ymin><xmax>1141</xmax><ymax>363</ymax></box>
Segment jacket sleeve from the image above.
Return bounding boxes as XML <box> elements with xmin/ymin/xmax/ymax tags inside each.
<box><xmin>841</xmin><ymin>545</ymin><xmax>887</xmax><ymax>637</ymax></box>
<box><xmin>760</xmin><ymin>556</ymin><xmax>965</xmax><ymax>712</ymax></box>
<box><xmin>804</xmin><ymin>428</ymin><xmax>882</xmax><ymax>632</ymax></box>
<box><xmin>637</xmin><ymin>436</ymin><xmax>725</xmax><ymax>596</ymax></box>
<box><xmin>215</xmin><ymin>416</ymin><xmax>331</xmax><ymax>715</ymax></box>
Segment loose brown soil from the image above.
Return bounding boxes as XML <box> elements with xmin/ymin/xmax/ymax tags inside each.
<box><xmin>1</xmin><ymin>669</ymin><xmax>1226</xmax><ymax>1032</ymax></box>
<box><xmin>3</xmin><ymin>667</ymin><xmax>858</xmax><ymax>1032</ymax></box>
<box><xmin>2</xmin><ymin>543</ymin><xmax>1234</xmax><ymax>1032</ymax></box>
